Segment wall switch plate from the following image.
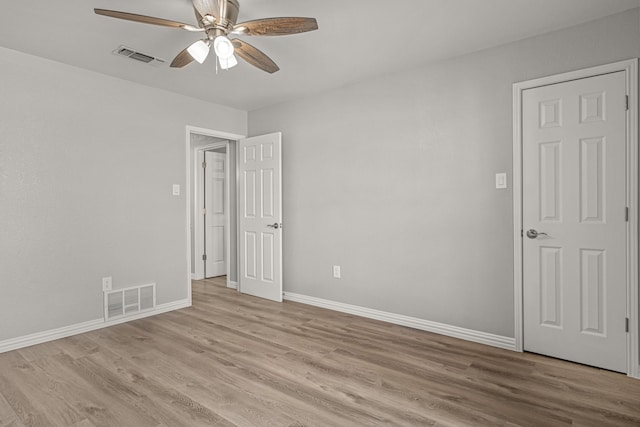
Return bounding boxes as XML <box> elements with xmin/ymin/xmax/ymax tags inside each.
<box><xmin>172</xmin><ymin>184</ymin><xmax>180</xmax><ymax>196</ymax></box>
<box><xmin>495</xmin><ymin>173</ymin><xmax>507</xmax><ymax>189</ymax></box>
<box><xmin>102</xmin><ymin>277</ymin><xmax>112</xmax><ymax>292</ymax></box>
<box><xmin>333</xmin><ymin>265</ymin><xmax>341</xmax><ymax>279</ymax></box>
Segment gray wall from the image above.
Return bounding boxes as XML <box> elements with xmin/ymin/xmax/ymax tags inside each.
<box><xmin>0</xmin><ymin>47</ymin><xmax>246</xmax><ymax>341</ymax></box>
<box><xmin>249</xmin><ymin>9</ymin><xmax>640</xmax><ymax>338</ymax></box>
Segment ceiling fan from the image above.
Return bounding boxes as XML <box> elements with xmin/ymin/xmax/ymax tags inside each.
<box><xmin>94</xmin><ymin>0</ymin><xmax>318</xmax><ymax>74</ymax></box>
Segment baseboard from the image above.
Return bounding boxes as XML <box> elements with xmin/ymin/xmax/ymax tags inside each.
<box><xmin>0</xmin><ymin>299</ymin><xmax>191</xmax><ymax>354</ymax></box>
<box><xmin>284</xmin><ymin>292</ymin><xmax>516</xmax><ymax>351</ymax></box>
<box><xmin>228</xmin><ymin>281</ymin><xmax>238</xmax><ymax>290</ymax></box>
<box><xmin>191</xmin><ymin>273</ymin><xmax>204</xmax><ymax>280</ymax></box>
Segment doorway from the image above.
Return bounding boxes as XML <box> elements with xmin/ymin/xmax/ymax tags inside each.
<box><xmin>186</xmin><ymin>127</ymin><xmax>285</xmax><ymax>304</ymax></box>
<box><xmin>188</xmin><ymin>127</ymin><xmax>243</xmax><ymax>290</ymax></box>
<box><xmin>512</xmin><ymin>60</ymin><xmax>639</xmax><ymax>378</ymax></box>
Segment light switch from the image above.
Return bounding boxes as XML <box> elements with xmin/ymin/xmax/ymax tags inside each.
<box><xmin>495</xmin><ymin>173</ymin><xmax>507</xmax><ymax>189</ymax></box>
<box><xmin>172</xmin><ymin>184</ymin><xmax>181</xmax><ymax>196</ymax></box>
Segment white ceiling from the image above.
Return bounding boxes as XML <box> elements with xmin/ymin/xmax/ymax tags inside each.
<box><xmin>1</xmin><ymin>0</ymin><xmax>639</xmax><ymax>111</ymax></box>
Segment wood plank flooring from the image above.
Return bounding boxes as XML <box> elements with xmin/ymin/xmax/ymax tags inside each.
<box><xmin>1</xmin><ymin>277</ymin><xmax>640</xmax><ymax>426</ymax></box>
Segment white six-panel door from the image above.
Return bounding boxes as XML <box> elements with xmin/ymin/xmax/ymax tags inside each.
<box><xmin>205</xmin><ymin>151</ymin><xmax>227</xmax><ymax>278</ymax></box>
<box><xmin>522</xmin><ymin>71</ymin><xmax>627</xmax><ymax>372</ymax></box>
<box><xmin>238</xmin><ymin>133</ymin><xmax>282</xmax><ymax>302</ymax></box>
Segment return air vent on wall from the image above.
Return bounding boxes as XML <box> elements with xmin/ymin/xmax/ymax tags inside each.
<box><xmin>104</xmin><ymin>283</ymin><xmax>156</xmax><ymax>321</ymax></box>
<box><xmin>112</xmin><ymin>45</ymin><xmax>166</xmax><ymax>67</ymax></box>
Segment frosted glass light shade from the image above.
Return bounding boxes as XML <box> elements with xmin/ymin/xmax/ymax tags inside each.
<box><xmin>213</xmin><ymin>36</ymin><xmax>235</xmax><ymax>59</ymax></box>
<box><xmin>219</xmin><ymin>54</ymin><xmax>238</xmax><ymax>70</ymax></box>
<box><xmin>187</xmin><ymin>40</ymin><xmax>210</xmax><ymax>64</ymax></box>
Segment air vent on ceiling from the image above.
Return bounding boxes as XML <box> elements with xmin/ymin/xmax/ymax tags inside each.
<box><xmin>112</xmin><ymin>45</ymin><xmax>166</xmax><ymax>67</ymax></box>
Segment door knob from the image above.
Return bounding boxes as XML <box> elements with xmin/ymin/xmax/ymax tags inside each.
<box><xmin>267</xmin><ymin>223</ymin><xmax>280</xmax><ymax>229</ymax></box>
<box><xmin>526</xmin><ymin>229</ymin><xmax>549</xmax><ymax>239</ymax></box>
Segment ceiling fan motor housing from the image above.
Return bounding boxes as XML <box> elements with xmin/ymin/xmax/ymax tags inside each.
<box><xmin>217</xmin><ymin>0</ymin><xmax>240</xmax><ymax>33</ymax></box>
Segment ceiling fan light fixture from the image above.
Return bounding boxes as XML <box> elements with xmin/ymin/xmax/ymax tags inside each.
<box><xmin>94</xmin><ymin>2</ymin><xmax>318</xmax><ymax>73</ymax></box>
<box><xmin>219</xmin><ymin>54</ymin><xmax>238</xmax><ymax>70</ymax></box>
<box><xmin>213</xmin><ymin>35</ymin><xmax>235</xmax><ymax>59</ymax></box>
<box><xmin>187</xmin><ymin>39</ymin><xmax>210</xmax><ymax>64</ymax></box>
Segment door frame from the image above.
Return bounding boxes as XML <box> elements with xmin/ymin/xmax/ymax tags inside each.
<box><xmin>194</xmin><ymin>143</ymin><xmax>230</xmax><ymax>281</ymax></box>
<box><xmin>185</xmin><ymin>126</ymin><xmax>245</xmax><ymax>305</ymax></box>
<box><xmin>512</xmin><ymin>59</ymin><xmax>639</xmax><ymax>378</ymax></box>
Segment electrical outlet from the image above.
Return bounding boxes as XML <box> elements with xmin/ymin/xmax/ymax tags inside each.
<box><xmin>333</xmin><ymin>265</ymin><xmax>341</xmax><ymax>279</ymax></box>
<box><xmin>102</xmin><ymin>276</ymin><xmax>112</xmax><ymax>292</ymax></box>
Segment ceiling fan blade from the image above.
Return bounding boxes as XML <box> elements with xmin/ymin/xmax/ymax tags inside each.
<box><xmin>94</xmin><ymin>9</ymin><xmax>202</xmax><ymax>32</ymax></box>
<box><xmin>231</xmin><ymin>39</ymin><xmax>279</xmax><ymax>74</ymax></box>
<box><xmin>192</xmin><ymin>0</ymin><xmax>220</xmax><ymax>20</ymax></box>
<box><xmin>170</xmin><ymin>47</ymin><xmax>196</xmax><ymax>68</ymax></box>
<box><xmin>233</xmin><ymin>17</ymin><xmax>318</xmax><ymax>36</ymax></box>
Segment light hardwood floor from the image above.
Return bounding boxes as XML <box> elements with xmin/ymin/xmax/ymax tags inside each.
<box><xmin>1</xmin><ymin>278</ymin><xmax>639</xmax><ymax>426</ymax></box>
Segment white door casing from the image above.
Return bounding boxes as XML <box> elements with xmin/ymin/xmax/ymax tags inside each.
<box><xmin>186</xmin><ymin>126</ymin><xmax>246</xmax><ymax>305</ymax></box>
<box><xmin>205</xmin><ymin>151</ymin><xmax>227</xmax><ymax>278</ymax></box>
<box><xmin>522</xmin><ymin>71</ymin><xmax>627</xmax><ymax>372</ymax></box>
<box><xmin>238</xmin><ymin>133</ymin><xmax>283</xmax><ymax>302</ymax></box>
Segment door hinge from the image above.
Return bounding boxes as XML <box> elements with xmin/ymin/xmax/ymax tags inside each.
<box><xmin>521</xmin><ymin>229</ymin><xmax>523</xmax><ymax>238</ymax></box>
<box><xmin>625</xmin><ymin>95</ymin><xmax>629</xmax><ymax>111</ymax></box>
<box><xmin>625</xmin><ymin>317</ymin><xmax>629</xmax><ymax>333</ymax></box>
<box><xmin>202</xmin><ymin>161</ymin><xmax>207</xmax><ymax>169</ymax></box>
<box><xmin>202</xmin><ymin>254</ymin><xmax>207</xmax><ymax>261</ymax></box>
<box><xmin>626</xmin><ymin>207</ymin><xmax>629</xmax><ymax>222</ymax></box>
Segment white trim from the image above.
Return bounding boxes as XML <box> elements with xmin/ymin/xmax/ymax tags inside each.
<box><xmin>228</xmin><ymin>281</ymin><xmax>238</xmax><ymax>290</ymax></box>
<box><xmin>187</xmin><ymin>126</ymin><xmax>244</xmax><ymax>142</ymax></box>
<box><xmin>186</xmin><ymin>126</ymin><xmax>245</xmax><ymax>307</ymax></box>
<box><xmin>512</xmin><ymin>81</ymin><xmax>524</xmax><ymax>353</ymax></box>
<box><xmin>186</xmin><ymin>128</ymin><xmax>193</xmax><ymax>307</ymax></box>
<box><xmin>224</xmin><ymin>147</ymin><xmax>231</xmax><ymax>287</ymax></box>
<box><xmin>0</xmin><ymin>299</ymin><xmax>190</xmax><ymax>354</ymax></box>
<box><xmin>512</xmin><ymin>59</ymin><xmax>639</xmax><ymax>378</ymax></box>
<box><xmin>284</xmin><ymin>292</ymin><xmax>516</xmax><ymax>351</ymax></box>
<box><xmin>191</xmin><ymin>273</ymin><xmax>204</xmax><ymax>280</ymax></box>
<box><xmin>234</xmin><ymin>140</ymin><xmax>241</xmax><ymax>293</ymax></box>
<box><xmin>625</xmin><ymin>61</ymin><xmax>639</xmax><ymax>379</ymax></box>
<box><xmin>193</xmin><ymin>149</ymin><xmax>205</xmax><ymax>280</ymax></box>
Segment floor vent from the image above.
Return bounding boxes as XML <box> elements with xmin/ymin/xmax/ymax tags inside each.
<box><xmin>112</xmin><ymin>45</ymin><xmax>166</xmax><ymax>66</ymax></box>
<box><xmin>104</xmin><ymin>283</ymin><xmax>156</xmax><ymax>321</ymax></box>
